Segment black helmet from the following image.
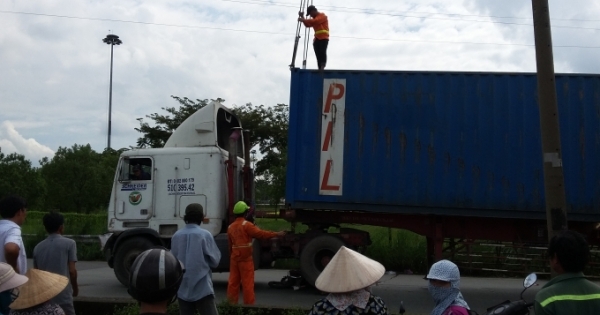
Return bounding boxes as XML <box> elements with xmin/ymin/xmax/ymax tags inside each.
<box><xmin>127</xmin><ymin>248</ymin><xmax>183</xmax><ymax>303</ymax></box>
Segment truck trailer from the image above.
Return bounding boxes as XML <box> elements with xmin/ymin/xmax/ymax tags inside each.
<box><xmin>102</xmin><ymin>70</ymin><xmax>600</xmax><ymax>286</ymax></box>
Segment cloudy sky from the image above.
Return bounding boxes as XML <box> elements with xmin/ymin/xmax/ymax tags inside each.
<box><xmin>1</xmin><ymin>0</ymin><xmax>599</xmax><ymax>165</ymax></box>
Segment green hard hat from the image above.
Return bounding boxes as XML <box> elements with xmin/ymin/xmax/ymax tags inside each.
<box><xmin>233</xmin><ymin>201</ymin><xmax>250</xmax><ymax>214</ymax></box>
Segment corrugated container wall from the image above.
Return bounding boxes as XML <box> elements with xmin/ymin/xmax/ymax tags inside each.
<box><xmin>285</xmin><ymin>70</ymin><xmax>600</xmax><ymax>222</ymax></box>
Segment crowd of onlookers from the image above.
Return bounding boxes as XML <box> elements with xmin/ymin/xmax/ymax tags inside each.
<box><xmin>0</xmin><ymin>195</ymin><xmax>78</xmax><ymax>315</ymax></box>
<box><xmin>0</xmin><ymin>195</ymin><xmax>599</xmax><ymax>315</ymax></box>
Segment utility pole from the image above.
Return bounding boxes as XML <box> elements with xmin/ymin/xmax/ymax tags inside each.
<box><xmin>531</xmin><ymin>0</ymin><xmax>568</xmax><ymax>244</ymax></box>
<box><xmin>102</xmin><ymin>34</ymin><xmax>123</xmax><ymax>150</ymax></box>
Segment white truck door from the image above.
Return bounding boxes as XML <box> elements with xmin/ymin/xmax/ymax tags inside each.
<box><xmin>115</xmin><ymin>157</ymin><xmax>154</xmax><ymax>220</ymax></box>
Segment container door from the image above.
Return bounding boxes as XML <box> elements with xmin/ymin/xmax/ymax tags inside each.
<box><xmin>115</xmin><ymin>157</ymin><xmax>154</xmax><ymax>220</ymax></box>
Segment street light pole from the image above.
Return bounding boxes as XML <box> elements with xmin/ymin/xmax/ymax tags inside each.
<box><xmin>102</xmin><ymin>34</ymin><xmax>122</xmax><ymax>150</ymax></box>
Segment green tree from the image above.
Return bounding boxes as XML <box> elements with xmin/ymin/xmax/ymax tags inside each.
<box><xmin>232</xmin><ymin>102</ymin><xmax>288</xmax><ymax>205</ymax></box>
<box><xmin>135</xmin><ymin>97</ymin><xmax>289</xmax><ymax>204</ymax></box>
<box><xmin>0</xmin><ymin>149</ymin><xmax>46</xmax><ymax>209</ymax></box>
<box><xmin>40</xmin><ymin>144</ymin><xmax>121</xmax><ymax>213</ymax></box>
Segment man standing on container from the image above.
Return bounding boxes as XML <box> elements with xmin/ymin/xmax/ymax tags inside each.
<box><xmin>171</xmin><ymin>203</ymin><xmax>221</xmax><ymax>315</ymax></box>
<box><xmin>227</xmin><ymin>201</ymin><xmax>285</xmax><ymax>305</ymax></box>
<box><xmin>0</xmin><ymin>195</ymin><xmax>27</xmax><ymax>315</ymax></box>
<box><xmin>534</xmin><ymin>230</ymin><xmax>600</xmax><ymax>314</ymax></box>
<box><xmin>298</xmin><ymin>5</ymin><xmax>329</xmax><ymax>70</ymax></box>
<box><xmin>33</xmin><ymin>211</ymin><xmax>79</xmax><ymax>315</ymax></box>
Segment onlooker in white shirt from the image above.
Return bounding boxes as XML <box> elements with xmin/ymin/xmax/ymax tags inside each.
<box><xmin>0</xmin><ymin>196</ymin><xmax>28</xmax><ymax>315</ymax></box>
<box><xmin>0</xmin><ymin>196</ymin><xmax>27</xmax><ymax>274</ymax></box>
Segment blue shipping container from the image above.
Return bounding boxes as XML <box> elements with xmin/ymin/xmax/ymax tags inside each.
<box><xmin>285</xmin><ymin>70</ymin><xmax>600</xmax><ymax>222</ymax></box>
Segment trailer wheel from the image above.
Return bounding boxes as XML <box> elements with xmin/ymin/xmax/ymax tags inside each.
<box><xmin>300</xmin><ymin>235</ymin><xmax>344</xmax><ymax>287</ymax></box>
<box><xmin>113</xmin><ymin>237</ymin><xmax>154</xmax><ymax>286</ymax></box>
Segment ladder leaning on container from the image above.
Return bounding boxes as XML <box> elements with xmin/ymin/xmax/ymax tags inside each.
<box><xmin>289</xmin><ymin>0</ymin><xmax>313</xmax><ymax>70</ymax></box>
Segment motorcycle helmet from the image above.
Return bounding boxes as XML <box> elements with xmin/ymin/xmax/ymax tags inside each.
<box><xmin>127</xmin><ymin>248</ymin><xmax>183</xmax><ymax>303</ymax></box>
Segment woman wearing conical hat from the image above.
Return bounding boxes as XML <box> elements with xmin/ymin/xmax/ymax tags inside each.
<box><xmin>308</xmin><ymin>246</ymin><xmax>389</xmax><ymax>315</ymax></box>
<box><xmin>9</xmin><ymin>269</ymin><xmax>68</xmax><ymax>315</ymax></box>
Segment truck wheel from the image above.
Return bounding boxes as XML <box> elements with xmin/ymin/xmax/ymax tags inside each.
<box><xmin>300</xmin><ymin>235</ymin><xmax>344</xmax><ymax>287</ymax></box>
<box><xmin>113</xmin><ymin>237</ymin><xmax>154</xmax><ymax>286</ymax></box>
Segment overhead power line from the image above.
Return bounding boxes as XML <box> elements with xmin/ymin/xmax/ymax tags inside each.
<box><xmin>221</xmin><ymin>0</ymin><xmax>600</xmax><ymax>30</ymax></box>
<box><xmin>0</xmin><ymin>10</ymin><xmax>285</xmax><ymax>35</ymax></box>
<box><xmin>1</xmin><ymin>10</ymin><xmax>599</xmax><ymax>49</ymax></box>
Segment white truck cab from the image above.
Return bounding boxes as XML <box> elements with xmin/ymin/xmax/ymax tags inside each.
<box><xmin>102</xmin><ymin>101</ymin><xmax>255</xmax><ymax>285</ymax></box>
<box><xmin>102</xmin><ymin>100</ymin><xmax>367</xmax><ymax>287</ymax></box>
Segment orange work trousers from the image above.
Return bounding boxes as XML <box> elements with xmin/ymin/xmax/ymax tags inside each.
<box><xmin>227</xmin><ymin>257</ymin><xmax>255</xmax><ymax>305</ymax></box>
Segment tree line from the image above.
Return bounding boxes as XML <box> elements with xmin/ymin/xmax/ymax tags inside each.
<box><xmin>0</xmin><ymin>97</ymin><xmax>288</xmax><ymax>213</ymax></box>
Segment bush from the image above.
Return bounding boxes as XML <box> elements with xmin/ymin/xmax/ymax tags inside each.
<box><xmin>22</xmin><ymin>211</ymin><xmax>108</xmax><ymax>260</ymax></box>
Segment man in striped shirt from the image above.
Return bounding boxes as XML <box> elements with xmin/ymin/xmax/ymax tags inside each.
<box><xmin>534</xmin><ymin>230</ymin><xmax>600</xmax><ymax>314</ymax></box>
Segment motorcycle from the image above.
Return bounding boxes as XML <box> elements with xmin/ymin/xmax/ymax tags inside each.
<box><xmin>481</xmin><ymin>272</ymin><xmax>538</xmax><ymax>315</ymax></box>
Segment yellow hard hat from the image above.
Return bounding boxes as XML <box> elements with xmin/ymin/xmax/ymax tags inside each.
<box><xmin>233</xmin><ymin>201</ymin><xmax>250</xmax><ymax>214</ymax></box>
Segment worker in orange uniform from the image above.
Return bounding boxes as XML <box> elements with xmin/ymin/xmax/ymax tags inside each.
<box><xmin>298</xmin><ymin>5</ymin><xmax>329</xmax><ymax>70</ymax></box>
<box><xmin>227</xmin><ymin>201</ymin><xmax>285</xmax><ymax>305</ymax></box>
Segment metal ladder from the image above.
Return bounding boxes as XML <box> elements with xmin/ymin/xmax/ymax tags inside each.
<box><xmin>289</xmin><ymin>0</ymin><xmax>313</xmax><ymax>70</ymax></box>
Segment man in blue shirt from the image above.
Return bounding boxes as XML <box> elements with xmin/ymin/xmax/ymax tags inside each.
<box><xmin>171</xmin><ymin>203</ymin><xmax>221</xmax><ymax>315</ymax></box>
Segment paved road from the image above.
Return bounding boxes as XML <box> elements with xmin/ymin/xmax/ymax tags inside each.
<box><xmin>53</xmin><ymin>260</ymin><xmax>558</xmax><ymax>315</ymax></box>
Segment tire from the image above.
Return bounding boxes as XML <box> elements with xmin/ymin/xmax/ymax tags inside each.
<box><xmin>300</xmin><ymin>235</ymin><xmax>344</xmax><ymax>287</ymax></box>
<box><xmin>113</xmin><ymin>237</ymin><xmax>155</xmax><ymax>286</ymax></box>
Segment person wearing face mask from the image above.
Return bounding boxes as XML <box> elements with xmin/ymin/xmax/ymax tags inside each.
<box><xmin>425</xmin><ymin>260</ymin><xmax>471</xmax><ymax>315</ymax></box>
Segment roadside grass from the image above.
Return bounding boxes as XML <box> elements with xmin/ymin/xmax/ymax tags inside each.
<box><xmin>255</xmin><ymin>218</ymin><xmax>428</xmax><ymax>273</ymax></box>
<box><xmin>113</xmin><ymin>301</ymin><xmax>308</xmax><ymax>315</ymax></box>
<box><xmin>22</xmin><ymin>211</ymin><xmax>107</xmax><ymax>260</ymax></box>
<box><xmin>21</xmin><ymin>212</ymin><xmax>428</xmax><ymax>271</ymax></box>
<box><xmin>364</xmin><ymin>226</ymin><xmax>427</xmax><ymax>274</ymax></box>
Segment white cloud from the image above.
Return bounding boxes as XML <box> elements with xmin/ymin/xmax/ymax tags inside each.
<box><xmin>0</xmin><ymin>121</ymin><xmax>55</xmax><ymax>163</ymax></box>
<box><xmin>0</xmin><ymin>0</ymin><xmax>598</xmax><ymax>159</ymax></box>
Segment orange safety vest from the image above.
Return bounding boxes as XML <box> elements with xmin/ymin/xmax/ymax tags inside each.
<box><xmin>303</xmin><ymin>12</ymin><xmax>329</xmax><ymax>40</ymax></box>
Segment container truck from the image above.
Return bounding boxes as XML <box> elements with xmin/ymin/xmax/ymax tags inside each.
<box><xmin>102</xmin><ymin>70</ymin><xmax>600</xmax><ymax>286</ymax></box>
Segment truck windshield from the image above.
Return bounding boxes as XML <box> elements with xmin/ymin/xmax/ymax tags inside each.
<box><xmin>119</xmin><ymin>158</ymin><xmax>152</xmax><ymax>181</ymax></box>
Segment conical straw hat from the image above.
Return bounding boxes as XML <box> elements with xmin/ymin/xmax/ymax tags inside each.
<box><xmin>10</xmin><ymin>269</ymin><xmax>68</xmax><ymax>310</ymax></box>
<box><xmin>315</xmin><ymin>246</ymin><xmax>385</xmax><ymax>293</ymax></box>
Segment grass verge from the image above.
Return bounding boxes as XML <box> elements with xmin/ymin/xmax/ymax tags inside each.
<box><xmin>112</xmin><ymin>301</ymin><xmax>308</xmax><ymax>315</ymax></box>
<box><xmin>22</xmin><ymin>212</ymin><xmax>428</xmax><ymax>271</ymax></box>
